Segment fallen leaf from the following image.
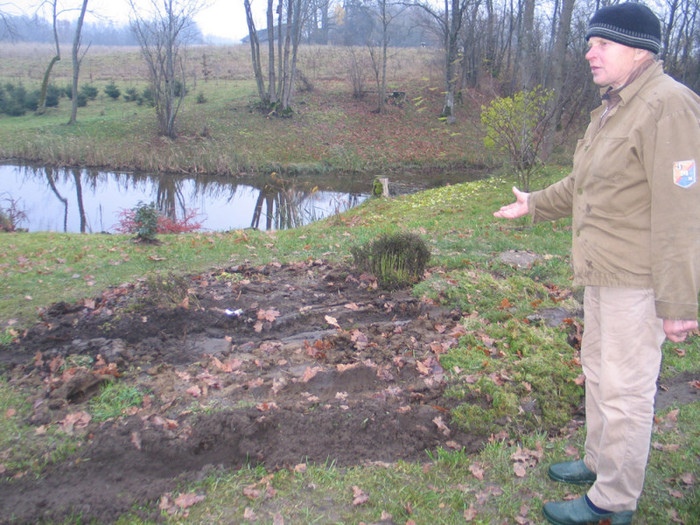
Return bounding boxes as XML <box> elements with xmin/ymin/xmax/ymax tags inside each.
<box><xmin>301</xmin><ymin>366</ymin><xmax>323</xmax><ymax>383</ymax></box>
<box><xmin>344</xmin><ymin>302</ymin><xmax>360</xmax><ymax>311</ymax></box>
<box><xmin>174</xmin><ymin>492</ymin><xmax>205</xmax><ymax>509</ymax></box>
<box><xmin>257</xmin><ymin>308</ymin><xmax>280</xmax><ymax>322</ymax></box>
<box><xmin>350</xmin><ymin>329</ymin><xmax>369</xmax><ymax>350</ymax></box>
<box><xmin>514</xmin><ymin>463</ymin><xmax>527</xmax><ymax>477</ymax></box>
<box><xmin>243</xmin><ymin>507</ymin><xmax>256</xmax><ymax>521</ymax></box>
<box><xmin>464</xmin><ymin>504</ymin><xmax>478</xmax><ymax>521</ymax></box>
<box><xmin>469</xmin><ymin>463</ymin><xmax>484</xmax><ymax>480</ymax></box>
<box><xmin>432</xmin><ymin>416</ymin><xmax>450</xmax><ymax>436</ymax></box>
<box><xmin>211</xmin><ymin>356</ymin><xmax>242</xmax><ymax>372</ymax></box>
<box><xmin>325</xmin><ymin>315</ymin><xmax>340</xmax><ymax>328</ymax></box>
<box><xmin>243</xmin><ymin>486</ymin><xmax>262</xmax><ymax>500</ymax></box>
<box><xmin>680</xmin><ymin>472</ymin><xmax>695</xmax><ymax>485</ymax></box>
<box><xmin>352</xmin><ymin>485</ymin><xmax>369</xmax><ymax>505</ymax></box>
<box><xmin>131</xmin><ymin>431</ymin><xmax>142</xmax><ymax>450</ymax></box>
<box><xmin>186</xmin><ymin>385</ymin><xmax>202</xmax><ymax>397</ymax></box>
<box><xmin>668</xmin><ymin>489</ymin><xmax>684</xmax><ymax>498</ymax></box>
<box><xmin>60</xmin><ymin>411</ymin><xmax>91</xmax><ymax>434</ymax></box>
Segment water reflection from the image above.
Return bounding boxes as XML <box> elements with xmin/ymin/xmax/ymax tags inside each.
<box><xmin>1</xmin><ymin>164</ymin><xmax>369</xmax><ymax>233</ymax></box>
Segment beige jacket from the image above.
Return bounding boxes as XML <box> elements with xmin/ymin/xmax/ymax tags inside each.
<box><xmin>530</xmin><ymin>61</ymin><xmax>700</xmax><ymax>319</ymax></box>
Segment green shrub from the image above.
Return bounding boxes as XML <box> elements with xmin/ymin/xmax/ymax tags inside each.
<box><xmin>480</xmin><ymin>86</ymin><xmax>552</xmax><ymax>192</ymax></box>
<box><xmin>351</xmin><ymin>232</ymin><xmax>431</xmax><ymax>289</ymax></box>
<box><xmin>23</xmin><ymin>89</ymin><xmax>39</xmax><ymax>111</ymax></box>
<box><xmin>104</xmin><ymin>82</ymin><xmax>121</xmax><ymax>100</ymax></box>
<box><xmin>123</xmin><ymin>87</ymin><xmax>139</xmax><ymax>102</ymax></box>
<box><xmin>140</xmin><ymin>87</ymin><xmax>154</xmax><ymax>106</ymax></box>
<box><xmin>45</xmin><ymin>83</ymin><xmax>61</xmax><ymax>107</ymax></box>
<box><xmin>80</xmin><ymin>84</ymin><xmax>98</xmax><ymax>100</ymax></box>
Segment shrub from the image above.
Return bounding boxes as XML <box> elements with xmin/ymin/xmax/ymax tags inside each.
<box><xmin>123</xmin><ymin>87</ymin><xmax>139</xmax><ymax>102</ymax></box>
<box><xmin>23</xmin><ymin>89</ymin><xmax>39</xmax><ymax>111</ymax></box>
<box><xmin>115</xmin><ymin>202</ymin><xmax>202</xmax><ymax>241</ymax></box>
<box><xmin>351</xmin><ymin>232</ymin><xmax>431</xmax><ymax>289</ymax></box>
<box><xmin>45</xmin><ymin>84</ymin><xmax>61</xmax><ymax>107</ymax></box>
<box><xmin>120</xmin><ymin>201</ymin><xmax>160</xmax><ymax>242</ymax></box>
<box><xmin>0</xmin><ymin>195</ymin><xmax>28</xmax><ymax>232</ymax></box>
<box><xmin>0</xmin><ymin>84</ymin><xmax>25</xmax><ymax>116</ymax></box>
<box><xmin>480</xmin><ymin>86</ymin><xmax>552</xmax><ymax>192</ymax></box>
<box><xmin>140</xmin><ymin>87</ymin><xmax>154</xmax><ymax>106</ymax></box>
<box><xmin>104</xmin><ymin>82</ymin><xmax>121</xmax><ymax>100</ymax></box>
<box><xmin>80</xmin><ymin>84</ymin><xmax>98</xmax><ymax>100</ymax></box>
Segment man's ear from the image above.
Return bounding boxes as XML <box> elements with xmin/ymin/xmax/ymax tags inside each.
<box><xmin>634</xmin><ymin>48</ymin><xmax>653</xmax><ymax>62</ymax></box>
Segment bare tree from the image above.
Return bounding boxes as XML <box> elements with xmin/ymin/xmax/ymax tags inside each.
<box><xmin>244</xmin><ymin>0</ymin><xmax>310</xmax><ymax>115</ymax></box>
<box><xmin>368</xmin><ymin>0</ymin><xmax>403</xmax><ymax>113</ymax></box>
<box><xmin>36</xmin><ymin>0</ymin><xmax>61</xmax><ymax>115</ymax></box>
<box><xmin>67</xmin><ymin>0</ymin><xmax>89</xmax><ymax>125</ymax></box>
<box><xmin>129</xmin><ymin>0</ymin><xmax>205</xmax><ymax>138</ymax></box>
<box><xmin>416</xmin><ymin>0</ymin><xmax>471</xmax><ymax>123</ymax></box>
<box><xmin>542</xmin><ymin>0</ymin><xmax>575</xmax><ymax>157</ymax></box>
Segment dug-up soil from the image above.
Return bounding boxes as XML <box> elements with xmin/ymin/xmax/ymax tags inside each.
<box><xmin>0</xmin><ymin>260</ymin><xmax>480</xmax><ymax>524</ymax></box>
<box><xmin>0</xmin><ymin>259</ymin><xmax>697</xmax><ymax>524</ymax></box>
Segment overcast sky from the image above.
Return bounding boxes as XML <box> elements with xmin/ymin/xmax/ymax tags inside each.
<box><xmin>3</xmin><ymin>0</ymin><xmax>266</xmax><ymax>41</ymax></box>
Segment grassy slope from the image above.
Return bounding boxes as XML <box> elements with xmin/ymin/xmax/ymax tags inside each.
<box><xmin>0</xmin><ymin>45</ymin><xmax>697</xmax><ymax>524</ymax></box>
<box><xmin>2</xmin><ymin>176</ymin><xmax>698</xmax><ymax>524</ymax></box>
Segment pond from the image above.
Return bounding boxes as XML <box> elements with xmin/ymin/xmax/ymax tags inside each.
<box><xmin>0</xmin><ymin>164</ymin><xmax>485</xmax><ymax>234</ymax></box>
<box><xmin>0</xmin><ymin>164</ymin><xmax>374</xmax><ymax>233</ymax></box>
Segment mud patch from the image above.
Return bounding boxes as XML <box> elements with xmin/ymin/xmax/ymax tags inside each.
<box><xmin>0</xmin><ymin>260</ymin><xmax>475</xmax><ymax>523</ymax></box>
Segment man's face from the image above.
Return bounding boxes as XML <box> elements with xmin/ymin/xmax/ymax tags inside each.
<box><xmin>585</xmin><ymin>37</ymin><xmax>644</xmax><ymax>88</ymax></box>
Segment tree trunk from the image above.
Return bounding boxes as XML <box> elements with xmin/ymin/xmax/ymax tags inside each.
<box><xmin>542</xmin><ymin>0</ymin><xmax>575</xmax><ymax>158</ymax></box>
<box><xmin>267</xmin><ymin>0</ymin><xmax>277</xmax><ymax>104</ymax></box>
<box><xmin>68</xmin><ymin>0</ymin><xmax>89</xmax><ymax>125</ymax></box>
<box><xmin>244</xmin><ymin>0</ymin><xmax>269</xmax><ymax>105</ymax></box>
<box><xmin>37</xmin><ymin>0</ymin><xmax>60</xmax><ymax>115</ymax></box>
<box><xmin>517</xmin><ymin>0</ymin><xmax>536</xmax><ymax>90</ymax></box>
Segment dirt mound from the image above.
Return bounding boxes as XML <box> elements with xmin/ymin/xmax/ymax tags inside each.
<box><xmin>0</xmin><ymin>260</ymin><xmax>482</xmax><ymax>524</ymax></box>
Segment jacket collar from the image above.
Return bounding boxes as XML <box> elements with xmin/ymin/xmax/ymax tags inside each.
<box><xmin>600</xmin><ymin>59</ymin><xmax>663</xmax><ymax>106</ymax></box>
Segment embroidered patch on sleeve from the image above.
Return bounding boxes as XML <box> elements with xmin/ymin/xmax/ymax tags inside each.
<box><xmin>673</xmin><ymin>159</ymin><xmax>697</xmax><ymax>188</ymax></box>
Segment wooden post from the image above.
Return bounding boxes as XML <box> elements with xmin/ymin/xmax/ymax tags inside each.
<box><xmin>379</xmin><ymin>177</ymin><xmax>389</xmax><ymax>197</ymax></box>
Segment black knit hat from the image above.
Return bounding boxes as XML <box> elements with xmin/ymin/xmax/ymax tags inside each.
<box><xmin>586</xmin><ymin>3</ymin><xmax>661</xmax><ymax>54</ymax></box>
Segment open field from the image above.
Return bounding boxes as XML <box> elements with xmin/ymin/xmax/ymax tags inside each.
<box><xmin>0</xmin><ymin>43</ymin><xmax>517</xmax><ymax>177</ymax></box>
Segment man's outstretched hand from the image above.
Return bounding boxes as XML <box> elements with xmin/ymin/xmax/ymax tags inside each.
<box><xmin>494</xmin><ymin>187</ymin><xmax>530</xmax><ymax>219</ymax></box>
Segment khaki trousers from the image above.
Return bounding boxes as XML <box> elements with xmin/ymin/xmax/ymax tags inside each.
<box><xmin>581</xmin><ymin>286</ymin><xmax>665</xmax><ymax>512</ymax></box>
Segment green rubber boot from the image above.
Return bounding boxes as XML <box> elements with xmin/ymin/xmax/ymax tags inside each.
<box><xmin>543</xmin><ymin>496</ymin><xmax>634</xmax><ymax>525</ymax></box>
<box><xmin>548</xmin><ymin>459</ymin><xmax>597</xmax><ymax>485</ymax></box>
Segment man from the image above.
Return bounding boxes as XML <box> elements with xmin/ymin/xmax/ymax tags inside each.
<box><xmin>494</xmin><ymin>3</ymin><xmax>699</xmax><ymax>524</ymax></box>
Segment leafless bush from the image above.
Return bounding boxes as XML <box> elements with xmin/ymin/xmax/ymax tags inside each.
<box><xmin>346</xmin><ymin>47</ymin><xmax>369</xmax><ymax>98</ymax></box>
<box><xmin>0</xmin><ymin>194</ymin><xmax>28</xmax><ymax>232</ymax></box>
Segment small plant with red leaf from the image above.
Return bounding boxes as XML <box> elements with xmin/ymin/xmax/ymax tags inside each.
<box><xmin>115</xmin><ymin>201</ymin><xmax>202</xmax><ymax>242</ymax></box>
